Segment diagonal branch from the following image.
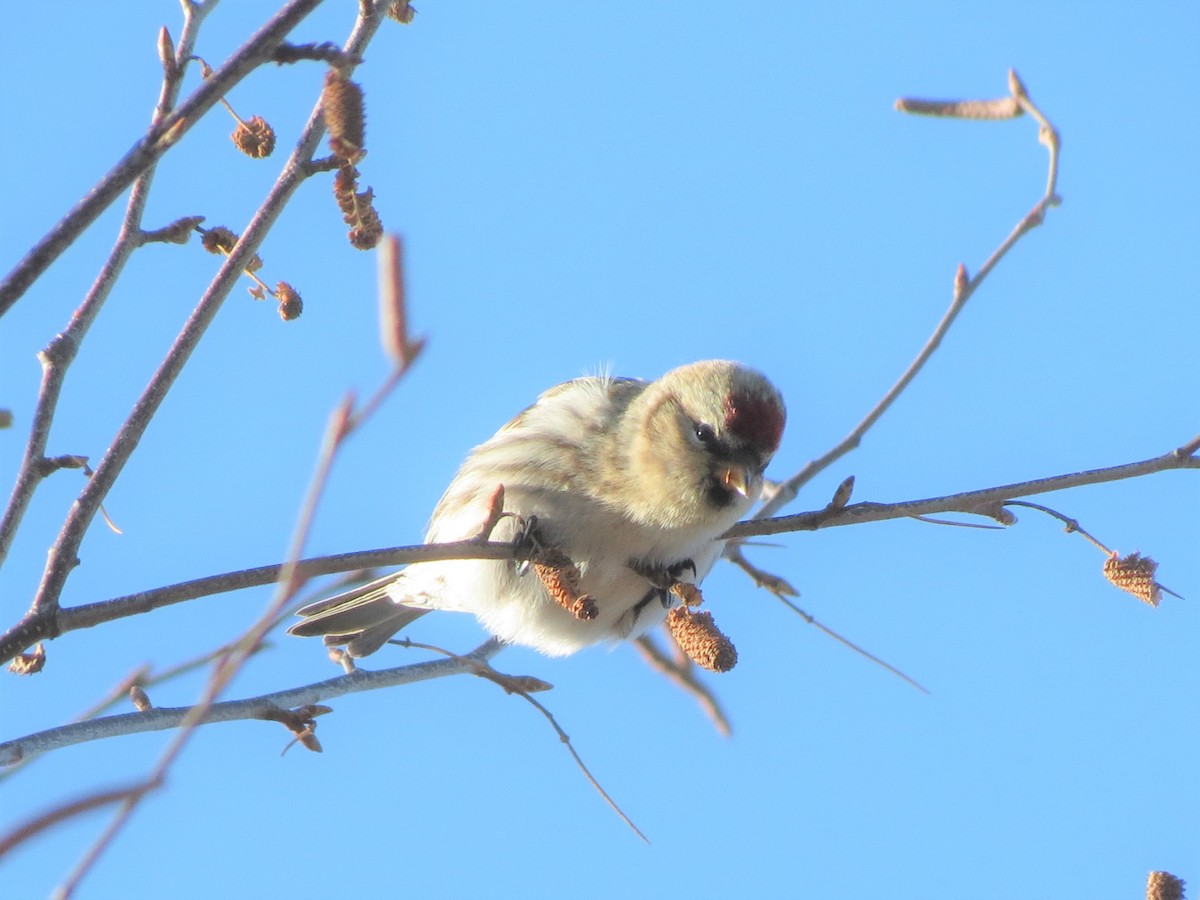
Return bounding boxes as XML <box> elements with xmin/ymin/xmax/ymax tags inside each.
<box><xmin>750</xmin><ymin>69</ymin><xmax>1063</xmax><ymax>523</ymax></box>
<box><xmin>0</xmin><ymin>0</ymin><xmax>323</xmax><ymax>317</ymax></box>
<box><xmin>0</xmin><ymin>2</ymin><xmax>215</xmax><ymax>569</ymax></box>
<box><xmin>12</xmin><ymin>0</ymin><xmax>378</xmax><ymax>647</ymax></box>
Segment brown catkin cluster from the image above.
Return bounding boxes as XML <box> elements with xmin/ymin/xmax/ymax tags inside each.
<box><xmin>533</xmin><ymin>548</ymin><xmax>597</xmax><ymax>621</ymax></box>
<box><xmin>275</xmin><ymin>282</ymin><xmax>303</xmax><ymax>321</ymax></box>
<box><xmin>1146</xmin><ymin>871</ymin><xmax>1185</xmax><ymax>900</ymax></box>
<box><xmin>232</xmin><ymin>115</ymin><xmax>276</xmax><ymax>159</ymax></box>
<box><xmin>387</xmin><ymin>0</ymin><xmax>417</xmax><ymax>23</ymax></box>
<box><xmin>6</xmin><ymin>642</ymin><xmax>45</xmax><ymax>676</ymax></box>
<box><xmin>666</xmin><ymin>606</ymin><xmax>737</xmax><ymax>673</ymax></box>
<box><xmin>198</xmin><ymin>226</ymin><xmax>264</xmax><ymax>273</ymax></box>
<box><xmin>1103</xmin><ymin>552</ymin><xmax>1161</xmax><ymax>607</ymax></box>
<box><xmin>200</xmin><ymin>225</ymin><xmax>238</xmax><ymax>255</ymax></box>
<box><xmin>323</xmin><ymin>71</ymin><xmax>366</xmax><ymax>164</ymax></box>
<box><xmin>333</xmin><ymin>165</ymin><xmax>384</xmax><ymax>250</ymax></box>
<box><xmin>669</xmin><ymin>581</ymin><xmax>703</xmax><ymax>607</ymax></box>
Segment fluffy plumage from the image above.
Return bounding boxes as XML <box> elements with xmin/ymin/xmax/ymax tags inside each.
<box><xmin>289</xmin><ymin>360</ymin><xmax>785</xmax><ymax>657</ymax></box>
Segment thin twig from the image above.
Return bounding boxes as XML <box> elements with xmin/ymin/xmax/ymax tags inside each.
<box><xmin>748</xmin><ymin>69</ymin><xmax>1063</xmax><ymax>523</ymax></box>
<box><xmin>772</xmin><ymin>596</ymin><xmax>929</xmax><ymax>694</ymax></box>
<box><xmin>1002</xmin><ymin>500</ymin><xmax>1113</xmax><ymax>554</ymax></box>
<box><xmin>7</xmin><ymin>1</ymin><xmax>379</xmax><ymax>671</ymax></box>
<box><xmin>0</xmin><ymin>0</ymin><xmax>216</xmax><ymax>569</ymax></box>
<box><xmin>0</xmin><ymin>0</ymin><xmax>322</xmax><ymax>317</ymax></box>
<box><xmin>725</xmin><ymin>548</ymin><xmax>927</xmax><ymax>692</ymax></box>
<box><xmin>0</xmin><ymin>637</ymin><xmax>272</xmax><ymax>784</ymax></box>
<box><xmin>634</xmin><ymin>633</ymin><xmax>732</xmax><ymax>737</ymax></box>
<box><xmin>0</xmin><ymin>781</ymin><xmax>158</xmax><ymax>860</ymax></box>
<box><xmin>1003</xmin><ymin>500</ymin><xmax>1184</xmax><ymax>602</ymax></box>
<box><xmin>51</xmin><ymin>7</ymin><xmax>395</xmax><ymax>895</ymax></box>
<box><xmin>723</xmin><ymin>439</ymin><xmax>1200</xmax><ymax>540</ymax></box>
<box><xmin>0</xmin><ymin>640</ymin><xmax>503</xmax><ymax>771</ymax></box>
<box><xmin>396</xmin><ymin>639</ymin><xmax>649</xmax><ymax>843</ymax></box>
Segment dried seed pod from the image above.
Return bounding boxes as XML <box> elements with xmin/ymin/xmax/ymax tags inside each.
<box><xmin>7</xmin><ymin>643</ymin><xmax>46</xmax><ymax>676</ymax></box>
<box><xmin>533</xmin><ymin>547</ymin><xmax>597</xmax><ymax>620</ymax></box>
<box><xmin>201</xmin><ymin>225</ymin><xmax>238</xmax><ymax>255</ymax></box>
<box><xmin>1145</xmin><ymin>871</ymin><xmax>1185</xmax><ymax>900</ymax></box>
<box><xmin>232</xmin><ymin>115</ymin><xmax>276</xmax><ymax>159</ymax></box>
<box><xmin>276</xmin><ymin>282</ymin><xmax>303</xmax><ymax>321</ymax></box>
<box><xmin>388</xmin><ymin>0</ymin><xmax>417</xmax><ymax>24</ymax></box>
<box><xmin>333</xmin><ymin>164</ymin><xmax>384</xmax><ymax>250</ymax></box>
<box><xmin>198</xmin><ymin>226</ymin><xmax>263</xmax><ymax>272</ymax></box>
<box><xmin>323</xmin><ymin>71</ymin><xmax>366</xmax><ymax>163</ymax></box>
<box><xmin>666</xmin><ymin>606</ymin><xmax>737</xmax><ymax>673</ymax></box>
<box><xmin>669</xmin><ymin>581</ymin><xmax>704</xmax><ymax>608</ymax></box>
<box><xmin>348</xmin><ymin>214</ymin><xmax>384</xmax><ymax>250</ymax></box>
<box><xmin>1103</xmin><ymin>552</ymin><xmax>1161</xmax><ymax>607</ymax></box>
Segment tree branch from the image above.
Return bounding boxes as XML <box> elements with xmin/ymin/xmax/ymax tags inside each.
<box><xmin>0</xmin><ymin>640</ymin><xmax>503</xmax><ymax>768</ymax></box>
<box><xmin>724</xmin><ymin>437</ymin><xmax>1200</xmax><ymax>539</ymax></box>
<box><xmin>0</xmin><ymin>2</ymin><xmax>215</xmax><ymax>569</ymax></box>
<box><xmin>3</xmin><ymin>437</ymin><xmax>1193</xmax><ymax>665</ymax></box>
<box><xmin>8</xmin><ymin>0</ymin><xmax>384</xmax><ymax>658</ymax></box>
<box><xmin>0</xmin><ymin>0</ymin><xmax>323</xmax><ymax>317</ymax></box>
<box><xmin>752</xmin><ymin>69</ymin><xmax>1063</xmax><ymax>522</ymax></box>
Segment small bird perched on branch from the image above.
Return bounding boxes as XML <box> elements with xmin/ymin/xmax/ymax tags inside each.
<box><xmin>288</xmin><ymin>360</ymin><xmax>786</xmax><ymax>658</ymax></box>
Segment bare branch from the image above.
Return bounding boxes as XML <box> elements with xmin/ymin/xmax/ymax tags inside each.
<box><xmin>0</xmin><ymin>0</ymin><xmax>322</xmax><ymax>316</ymax></box>
<box><xmin>12</xmin><ymin>0</ymin><xmax>382</xmax><ymax>644</ymax></box>
<box><xmin>3</xmin><ymin>439</ymin><xmax>1194</xmax><ymax>665</ymax></box>
<box><xmin>770</xmin><ymin>595</ymin><xmax>929</xmax><ymax>694</ymax></box>
<box><xmin>752</xmin><ymin>70</ymin><xmax>1063</xmax><ymax>523</ymax></box>
<box><xmin>0</xmin><ymin>641</ymin><xmax>503</xmax><ymax>768</ymax></box>
<box><xmin>725</xmin><ymin>439</ymin><xmax>1200</xmax><ymax>540</ymax></box>
<box><xmin>394</xmin><ymin>638</ymin><xmax>648</xmax><ymax>843</ymax></box>
<box><xmin>0</xmin><ymin>0</ymin><xmax>217</xmax><ymax>569</ymax></box>
<box><xmin>633</xmin><ymin>633</ymin><xmax>732</xmax><ymax>737</ymax></box>
<box><xmin>0</xmin><ymin>781</ymin><xmax>157</xmax><ymax>861</ymax></box>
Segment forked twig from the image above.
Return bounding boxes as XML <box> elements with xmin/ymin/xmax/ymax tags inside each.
<box><xmin>0</xmin><ymin>0</ymin><xmax>322</xmax><ymax>316</ymax></box>
<box><xmin>0</xmin><ymin>642</ymin><xmax>505</xmax><ymax>771</ymax></box>
<box><xmin>749</xmin><ymin>69</ymin><xmax>1063</xmax><ymax>520</ymax></box>
<box><xmin>634</xmin><ymin>633</ymin><xmax>732</xmax><ymax>737</ymax></box>
<box><xmin>396</xmin><ymin>639</ymin><xmax>649</xmax><ymax>843</ymax></box>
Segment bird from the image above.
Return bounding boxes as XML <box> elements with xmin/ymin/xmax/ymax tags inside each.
<box><xmin>288</xmin><ymin>359</ymin><xmax>786</xmax><ymax>659</ymax></box>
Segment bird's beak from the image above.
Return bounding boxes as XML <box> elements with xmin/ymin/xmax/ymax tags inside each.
<box><xmin>720</xmin><ymin>465</ymin><xmax>759</xmax><ymax>499</ymax></box>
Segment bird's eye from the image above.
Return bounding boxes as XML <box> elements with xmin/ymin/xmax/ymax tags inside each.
<box><xmin>693</xmin><ymin>422</ymin><xmax>718</xmax><ymax>447</ymax></box>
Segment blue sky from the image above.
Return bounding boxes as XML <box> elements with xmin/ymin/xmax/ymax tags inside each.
<box><xmin>1</xmin><ymin>3</ymin><xmax>1197</xmax><ymax>898</ymax></box>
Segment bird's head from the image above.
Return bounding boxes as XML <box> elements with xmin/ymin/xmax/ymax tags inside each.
<box><xmin>619</xmin><ymin>360</ymin><xmax>786</xmax><ymax>530</ymax></box>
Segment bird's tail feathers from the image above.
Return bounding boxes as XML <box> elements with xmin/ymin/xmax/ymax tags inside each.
<box><xmin>287</xmin><ymin>572</ymin><xmax>431</xmax><ymax>657</ymax></box>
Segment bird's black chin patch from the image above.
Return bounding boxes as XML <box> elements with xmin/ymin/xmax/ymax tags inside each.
<box><xmin>705</xmin><ymin>476</ymin><xmax>737</xmax><ymax>509</ymax></box>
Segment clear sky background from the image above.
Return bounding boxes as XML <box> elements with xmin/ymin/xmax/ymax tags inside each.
<box><xmin>1</xmin><ymin>3</ymin><xmax>1197</xmax><ymax>899</ymax></box>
